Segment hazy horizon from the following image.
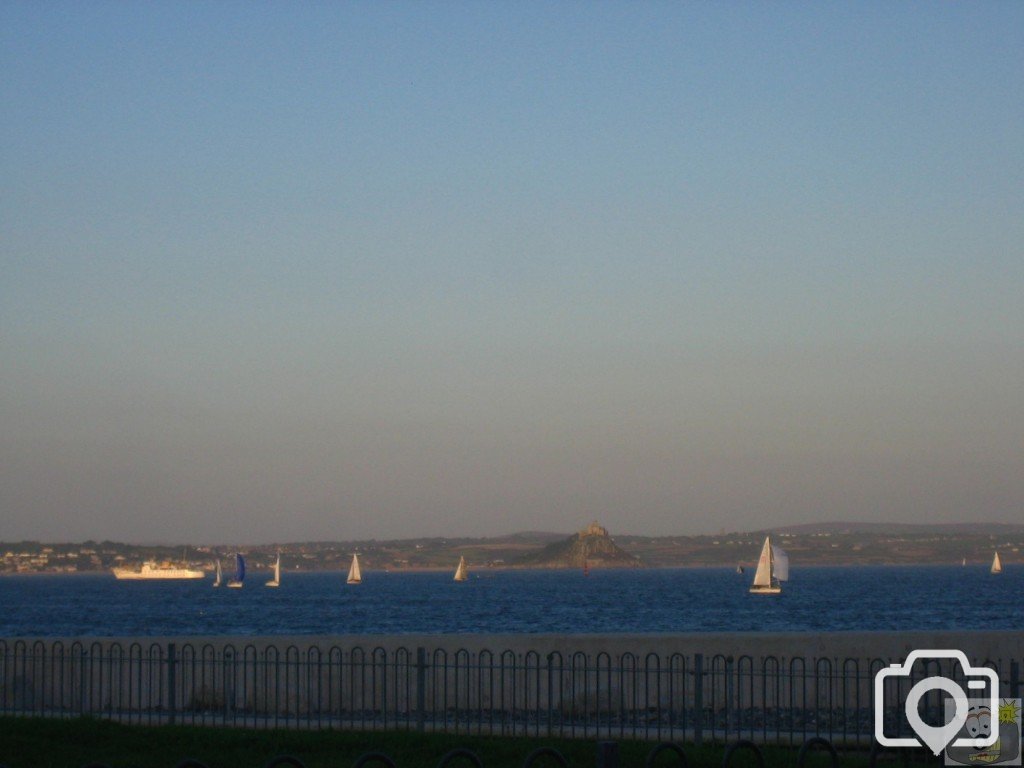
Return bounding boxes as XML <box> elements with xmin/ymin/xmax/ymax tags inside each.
<box><xmin>5</xmin><ymin>518</ymin><xmax>1024</xmax><ymax>550</ymax></box>
<box><xmin>2</xmin><ymin>3</ymin><xmax>1022</xmax><ymax>543</ymax></box>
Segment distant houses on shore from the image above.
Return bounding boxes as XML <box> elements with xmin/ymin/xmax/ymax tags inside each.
<box><xmin>3</xmin><ymin>522</ymin><xmax>1023</xmax><ymax>574</ymax></box>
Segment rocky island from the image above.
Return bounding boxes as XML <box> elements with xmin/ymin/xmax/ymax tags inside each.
<box><xmin>516</xmin><ymin>521</ymin><xmax>640</xmax><ymax>569</ymax></box>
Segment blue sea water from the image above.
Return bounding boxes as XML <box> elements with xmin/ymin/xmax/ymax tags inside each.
<box><xmin>0</xmin><ymin>565</ymin><xmax>1019</xmax><ymax>637</ymax></box>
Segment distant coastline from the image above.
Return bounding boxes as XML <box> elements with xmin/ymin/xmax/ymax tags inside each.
<box><xmin>3</xmin><ymin>521</ymin><xmax>1022</xmax><ymax>576</ymax></box>
<box><xmin>4</xmin><ymin>524</ymin><xmax>1019</xmax><ymax>577</ymax></box>
<box><xmin>0</xmin><ymin>561</ymin><xmax>1011</xmax><ymax>577</ymax></box>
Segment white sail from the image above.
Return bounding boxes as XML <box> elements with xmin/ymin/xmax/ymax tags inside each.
<box><xmin>751</xmin><ymin>537</ymin><xmax>773</xmax><ymax>587</ymax></box>
<box><xmin>347</xmin><ymin>553</ymin><xmax>362</xmax><ymax>584</ymax></box>
<box><xmin>992</xmin><ymin>552</ymin><xmax>1002</xmax><ymax>574</ymax></box>
<box><xmin>750</xmin><ymin>536</ymin><xmax>782</xmax><ymax>594</ymax></box>
<box><xmin>453</xmin><ymin>556</ymin><xmax>468</xmax><ymax>582</ymax></box>
<box><xmin>227</xmin><ymin>553</ymin><xmax>245</xmax><ymax>588</ymax></box>
<box><xmin>266</xmin><ymin>552</ymin><xmax>281</xmax><ymax>587</ymax></box>
<box><xmin>213</xmin><ymin>559</ymin><xmax>222</xmax><ymax>587</ymax></box>
<box><xmin>771</xmin><ymin>545</ymin><xmax>789</xmax><ymax>581</ymax></box>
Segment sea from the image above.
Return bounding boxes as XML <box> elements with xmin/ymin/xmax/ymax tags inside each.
<box><xmin>0</xmin><ymin>565</ymin><xmax>1019</xmax><ymax>637</ymax></box>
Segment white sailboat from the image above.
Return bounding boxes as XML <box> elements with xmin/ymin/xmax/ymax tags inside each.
<box><xmin>991</xmin><ymin>552</ymin><xmax>1002</xmax><ymax>574</ymax></box>
<box><xmin>266</xmin><ymin>552</ymin><xmax>281</xmax><ymax>587</ymax></box>
<box><xmin>750</xmin><ymin>536</ymin><xmax>788</xmax><ymax>594</ymax></box>
<box><xmin>227</xmin><ymin>553</ymin><xmax>245</xmax><ymax>588</ymax></box>
<box><xmin>347</xmin><ymin>553</ymin><xmax>362</xmax><ymax>585</ymax></box>
<box><xmin>453</xmin><ymin>556</ymin><xmax>468</xmax><ymax>582</ymax></box>
<box><xmin>212</xmin><ymin>559</ymin><xmax>222</xmax><ymax>588</ymax></box>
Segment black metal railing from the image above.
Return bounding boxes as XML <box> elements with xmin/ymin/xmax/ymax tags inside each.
<box><xmin>1</xmin><ymin>640</ymin><xmax>1019</xmax><ymax>744</ymax></box>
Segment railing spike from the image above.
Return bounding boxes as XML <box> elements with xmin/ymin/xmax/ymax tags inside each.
<box><xmin>796</xmin><ymin>738</ymin><xmax>839</xmax><ymax>768</ymax></box>
<box><xmin>522</xmin><ymin>747</ymin><xmax>568</xmax><ymax>768</ymax></box>
<box><xmin>721</xmin><ymin>740</ymin><xmax>765</xmax><ymax>768</ymax></box>
<box><xmin>645</xmin><ymin>742</ymin><xmax>689</xmax><ymax>768</ymax></box>
<box><xmin>436</xmin><ymin>748</ymin><xmax>484</xmax><ymax>768</ymax></box>
<box><xmin>597</xmin><ymin>741</ymin><xmax>620</xmax><ymax>768</ymax></box>
<box><xmin>263</xmin><ymin>756</ymin><xmax>309</xmax><ymax>768</ymax></box>
<box><xmin>353</xmin><ymin>751</ymin><xmax>399</xmax><ymax>768</ymax></box>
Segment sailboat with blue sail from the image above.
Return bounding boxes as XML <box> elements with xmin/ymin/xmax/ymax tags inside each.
<box><xmin>227</xmin><ymin>553</ymin><xmax>245</xmax><ymax>588</ymax></box>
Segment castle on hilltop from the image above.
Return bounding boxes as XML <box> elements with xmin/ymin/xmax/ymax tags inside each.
<box><xmin>518</xmin><ymin>520</ymin><xmax>639</xmax><ymax>569</ymax></box>
<box><xmin>580</xmin><ymin>521</ymin><xmax>609</xmax><ymax>538</ymax></box>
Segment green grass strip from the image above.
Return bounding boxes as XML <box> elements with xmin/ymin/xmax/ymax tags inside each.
<box><xmin>0</xmin><ymin>716</ymin><xmax>932</xmax><ymax>768</ymax></box>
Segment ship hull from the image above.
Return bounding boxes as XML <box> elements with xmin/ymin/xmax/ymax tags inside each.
<box><xmin>112</xmin><ymin>567</ymin><xmax>205</xmax><ymax>580</ymax></box>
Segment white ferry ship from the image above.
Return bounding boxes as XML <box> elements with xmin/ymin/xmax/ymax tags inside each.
<box><xmin>111</xmin><ymin>561</ymin><xmax>205</xmax><ymax>580</ymax></box>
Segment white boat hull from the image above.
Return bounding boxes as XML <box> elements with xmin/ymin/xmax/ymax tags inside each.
<box><xmin>112</xmin><ymin>565</ymin><xmax>205</xmax><ymax>580</ymax></box>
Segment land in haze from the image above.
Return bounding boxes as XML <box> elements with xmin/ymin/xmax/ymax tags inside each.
<box><xmin>2</xmin><ymin>521</ymin><xmax>1021</xmax><ymax>575</ymax></box>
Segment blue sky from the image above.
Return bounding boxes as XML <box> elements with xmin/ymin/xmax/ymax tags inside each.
<box><xmin>2</xmin><ymin>2</ymin><xmax>1022</xmax><ymax>544</ymax></box>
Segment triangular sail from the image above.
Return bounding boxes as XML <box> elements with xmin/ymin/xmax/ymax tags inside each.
<box><xmin>992</xmin><ymin>552</ymin><xmax>1002</xmax><ymax>574</ymax></box>
<box><xmin>266</xmin><ymin>552</ymin><xmax>281</xmax><ymax>587</ymax></box>
<box><xmin>347</xmin><ymin>553</ymin><xmax>362</xmax><ymax>584</ymax></box>
<box><xmin>752</xmin><ymin>537</ymin><xmax>773</xmax><ymax>588</ymax></box>
<box><xmin>771</xmin><ymin>545</ymin><xmax>789</xmax><ymax>582</ymax></box>
<box><xmin>213</xmin><ymin>559</ymin><xmax>222</xmax><ymax>587</ymax></box>
<box><xmin>454</xmin><ymin>556</ymin><xmax>467</xmax><ymax>582</ymax></box>
<box><xmin>227</xmin><ymin>553</ymin><xmax>245</xmax><ymax>587</ymax></box>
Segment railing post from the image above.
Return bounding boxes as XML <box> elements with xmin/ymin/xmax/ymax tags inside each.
<box><xmin>79</xmin><ymin>646</ymin><xmax>88</xmax><ymax>715</ymax></box>
<box><xmin>597</xmin><ymin>741</ymin><xmax>620</xmax><ymax>768</ymax></box>
<box><xmin>725</xmin><ymin>656</ymin><xmax>734</xmax><ymax>738</ymax></box>
<box><xmin>416</xmin><ymin>646</ymin><xmax>427</xmax><ymax>733</ymax></box>
<box><xmin>547</xmin><ymin>653</ymin><xmax>555</xmax><ymax>737</ymax></box>
<box><xmin>1010</xmin><ymin>660</ymin><xmax>1021</xmax><ymax>699</ymax></box>
<box><xmin>167</xmin><ymin>642</ymin><xmax>177</xmax><ymax>725</ymax></box>
<box><xmin>693</xmin><ymin>654</ymin><xmax>703</xmax><ymax>747</ymax></box>
<box><xmin>224</xmin><ymin>647</ymin><xmax>234</xmax><ymax>719</ymax></box>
